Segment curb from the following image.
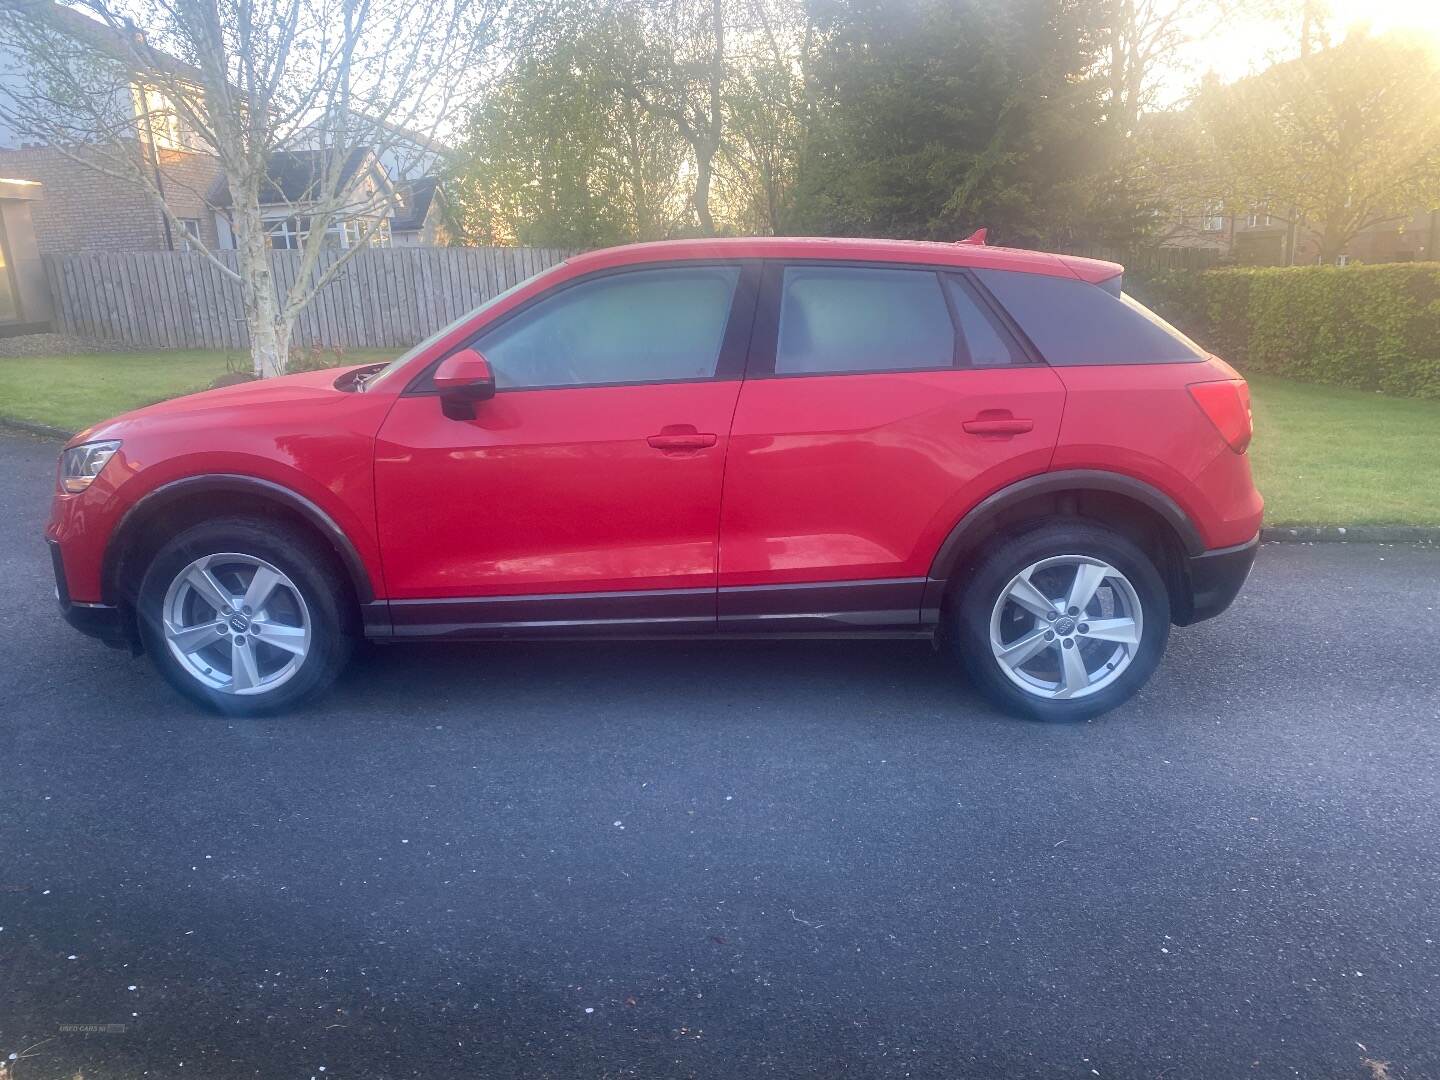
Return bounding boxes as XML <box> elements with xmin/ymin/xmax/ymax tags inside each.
<box><xmin>1262</xmin><ymin>525</ymin><xmax>1440</xmax><ymax>544</ymax></box>
<box><xmin>0</xmin><ymin>416</ymin><xmax>73</xmax><ymax>440</ymax></box>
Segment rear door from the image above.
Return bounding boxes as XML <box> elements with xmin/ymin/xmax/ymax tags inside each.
<box><xmin>716</xmin><ymin>262</ymin><xmax>1066</xmax><ymax>631</ymax></box>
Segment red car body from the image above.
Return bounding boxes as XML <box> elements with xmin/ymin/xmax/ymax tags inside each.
<box><xmin>47</xmin><ymin>237</ymin><xmax>1261</xmax><ymax>714</ymax></box>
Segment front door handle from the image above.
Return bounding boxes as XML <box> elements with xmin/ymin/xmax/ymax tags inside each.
<box><xmin>647</xmin><ymin>432</ymin><xmax>718</xmax><ymax>451</ymax></box>
<box><xmin>963</xmin><ymin>415</ymin><xmax>1034</xmax><ymax>436</ymax></box>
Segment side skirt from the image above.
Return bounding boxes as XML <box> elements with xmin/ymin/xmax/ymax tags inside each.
<box><xmin>363</xmin><ymin>579</ymin><xmax>933</xmax><ymax>641</ymax></box>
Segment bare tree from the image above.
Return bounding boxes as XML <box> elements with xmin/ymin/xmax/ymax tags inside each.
<box><xmin>1104</xmin><ymin>0</ymin><xmax>1231</xmax><ymax>135</ymax></box>
<box><xmin>599</xmin><ymin>0</ymin><xmax>726</xmax><ymax>235</ymax></box>
<box><xmin>714</xmin><ymin>0</ymin><xmax>810</xmax><ymax>233</ymax></box>
<box><xmin>0</xmin><ymin>0</ymin><xmax>499</xmax><ymax>376</ymax></box>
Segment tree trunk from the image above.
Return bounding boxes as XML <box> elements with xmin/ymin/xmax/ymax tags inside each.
<box><xmin>694</xmin><ymin>146</ymin><xmax>716</xmax><ymax>236</ymax></box>
<box><xmin>234</xmin><ymin>207</ymin><xmax>290</xmax><ymax>378</ymax></box>
<box><xmin>250</xmin><ymin>310</ymin><xmax>291</xmax><ymax>380</ymax></box>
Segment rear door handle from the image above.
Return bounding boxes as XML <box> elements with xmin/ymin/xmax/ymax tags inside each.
<box><xmin>647</xmin><ymin>432</ymin><xmax>718</xmax><ymax>450</ymax></box>
<box><xmin>963</xmin><ymin>417</ymin><xmax>1034</xmax><ymax>436</ymax></box>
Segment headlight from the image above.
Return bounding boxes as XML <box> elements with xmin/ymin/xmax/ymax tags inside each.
<box><xmin>60</xmin><ymin>440</ymin><xmax>121</xmax><ymax>493</ymax></box>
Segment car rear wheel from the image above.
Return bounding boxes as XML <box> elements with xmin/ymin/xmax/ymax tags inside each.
<box><xmin>136</xmin><ymin>518</ymin><xmax>353</xmax><ymax>715</ymax></box>
<box><xmin>950</xmin><ymin>522</ymin><xmax>1170</xmax><ymax>721</ymax></box>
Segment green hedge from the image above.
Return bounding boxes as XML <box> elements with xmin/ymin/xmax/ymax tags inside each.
<box><xmin>1126</xmin><ymin>263</ymin><xmax>1440</xmax><ymax>400</ymax></box>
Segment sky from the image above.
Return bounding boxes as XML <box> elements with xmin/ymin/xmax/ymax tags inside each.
<box><xmin>1157</xmin><ymin>0</ymin><xmax>1440</xmax><ymax>106</ymax></box>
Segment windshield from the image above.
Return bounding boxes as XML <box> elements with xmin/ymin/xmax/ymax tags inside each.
<box><xmin>361</xmin><ymin>268</ymin><xmax>563</xmax><ymax>391</ymax></box>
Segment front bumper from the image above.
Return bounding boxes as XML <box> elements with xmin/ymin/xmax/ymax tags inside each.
<box><xmin>48</xmin><ymin>538</ymin><xmax>135</xmax><ymax>650</ymax></box>
<box><xmin>1176</xmin><ymin>532</ymin><xmax>1260</xmax><ymax>626</ymax></box>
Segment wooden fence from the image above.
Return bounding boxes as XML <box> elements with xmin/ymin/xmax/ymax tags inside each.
<box><xmin>42</xmin><ymin>246</ymin><xmax>577</xmax><ymax>351</ymax></box>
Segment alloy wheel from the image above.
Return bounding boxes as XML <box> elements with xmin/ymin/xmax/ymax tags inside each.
<box><xmin>160</xmin><ymin>553</ymin><xmax>312</xmax><ymax>695</ymax></box>
<box><xmin>988</xmin><ymin>555</ymin><xmax>1144</xmax><ymax>701</ymax></box>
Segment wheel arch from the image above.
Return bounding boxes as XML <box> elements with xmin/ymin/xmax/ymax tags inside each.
<box><xmin>103</xmin><ymin>474</ymin><xmax>376</xmax><ymax>610</ymax></box>
<box><xmin>923</xmin><ymin>470</ymin><xmax>1204</xmax><ymax>624</ymax></box>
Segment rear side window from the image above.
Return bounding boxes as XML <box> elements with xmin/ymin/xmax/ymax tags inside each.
<box><xmin>943</xmin><ymin>275</ymin><xmax>1028</xmax><ymax>367</ymax></box>
<box><xmin>775</xmin><ymin>266</ymin><xmax>954</xmax><ymax>374</ymax></box>
<box><xmin>973</xmin><ymin>269</ymin><xmax>1205</xmax><ymax>365</ymax></box>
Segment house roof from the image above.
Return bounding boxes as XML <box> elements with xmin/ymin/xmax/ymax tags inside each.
<box><xmin>208</xmin><ymin>147</ymin><xmax>378</xmax><ymax>208</ymax></box>
<box><xmin>15</xmin><ymin>0</ymin><xmax>205</xmax><ymax>83</ymax></box>
<box><xmin>391</xmin><ymin>176</ymin><xmax>439</xmax><ymax>233</ymax></box>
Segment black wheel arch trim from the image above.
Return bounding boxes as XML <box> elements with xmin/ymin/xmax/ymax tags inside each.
<box><xmin>924</xmin><ymin>469</ymin><xmax>1207</xmax><ymax>615</ymax></box>
<box><xmin>104</xmin><ymin>474</ymin><xmax>376</xmax><ymax>604</ymax></box>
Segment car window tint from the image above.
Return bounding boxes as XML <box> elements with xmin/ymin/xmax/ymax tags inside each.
<box><xmin>943</xmin><ymin>275</ymin><xmax>1026</xmax><ymax>367</ymax></box>
<box><xmin>973</xmin><ymin>269</ymin><xmax>1206</xmax><ymax>365</ymax></box>
<box><xmin>775</xmin><ymin>266</ymin><xmax>954</xmax><ymax>374</ymax></box>
<box><xmin>478</xmin><ymin>266</ymin><xmax>740</xmax><ymax>389</ymax></box>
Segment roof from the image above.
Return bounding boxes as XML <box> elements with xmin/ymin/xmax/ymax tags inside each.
<box><xmin>16</xmin><ymin>0</ymin><xmax>205</xmax><ymax>83</ymax></box>
<box><xmin>391</xmin><ymin>176</ymin><xmax>439</xmax><ymax>232</ymax></box>
<box><xmin>561</xmin><ymin>237</ymin><xmax>1123</xmax><ymax>283</ymax></box>
<box><xmin>208</xmin><ymin>147</ymin><xmax>378</xmax><ymax>208</ymax></box>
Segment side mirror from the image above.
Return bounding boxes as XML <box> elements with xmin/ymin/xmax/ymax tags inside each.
<box><xmin>433</xmin><ymin>348</ymin><xmax>496</xmax><ymax>420</ymax></box>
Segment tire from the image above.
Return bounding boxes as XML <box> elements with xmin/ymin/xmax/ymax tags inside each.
<box><xmin>135</xmin><ymin>517</ymin><xmax>354</xmax><ymax>716</ymax></box>
<box><xmin>948</xmin><ymin>521</ymin><xmax>1170</xmax><ymax>722</ymax></box>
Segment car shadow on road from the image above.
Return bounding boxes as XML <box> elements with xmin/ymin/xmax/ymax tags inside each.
<box><xmin>320</xmin><ymin>636</ymin><xmax>1022</xmax><ymax>733</ymax></box>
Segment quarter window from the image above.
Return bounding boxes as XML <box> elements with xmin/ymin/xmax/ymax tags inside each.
<box><xmin>774</xmin><ymin>266</ymin><xmax>954</xmax><ymax>374</ymax></box>
<box><xmin>478</xmin><ymin>266</ymin><xmax>740</xmax><ymax>389</ymax></box>
<box><xmin>973</xmin><ymin>269</ymin><xmax>1205</xmax><ymax>366</ymax></box>
<box><xmin>943</xmin><ymin>275</ymin><xmax>1027</xmax><ymax>366</ymax></box>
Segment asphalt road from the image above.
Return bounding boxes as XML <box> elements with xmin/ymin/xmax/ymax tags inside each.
<box><xmin>2</xmin><ymin>430</ymin><xmax>1438</xmax><ymax>1080</ymax></box>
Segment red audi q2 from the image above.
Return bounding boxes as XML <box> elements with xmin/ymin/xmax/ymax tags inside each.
<box><xmin>47</xmin><ymin>237</ymin><xmax>1262</xmax><ymax>720</ymax></box>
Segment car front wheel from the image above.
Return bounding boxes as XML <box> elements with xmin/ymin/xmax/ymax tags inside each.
<box><xmin>136</xmin><ymin>518</ymin><xmax>353</xmax><ymax>715</ymax></box>
<box><xmin>951</xmin><ymin>522</ymin><xmax>1171</xmax><ymax>721</ymax></box>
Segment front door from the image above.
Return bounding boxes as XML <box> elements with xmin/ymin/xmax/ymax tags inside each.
<box><xmin>374</xmin><ymin>262</ymin><xmax>758</xmax><ymax>636</ymax></box>
<box><xmin>716</xmin><ymin>262</ymin><xmax>1066</xmax><ymax>631</ymax></box>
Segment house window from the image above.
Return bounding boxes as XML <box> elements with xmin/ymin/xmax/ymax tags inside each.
<box><xmin>177</xmin><ymin>218</ymin><xmax>202</xmax><ymax>251</ymax></box>
<box><xmin>265</xmin><ymin>216</ymin><xmax>306</xmax><ymax>249</ymax></box>
<box><xmin>266</xmin><ymin>215</ymin><xmax>391</xmax><ymax>250</ymax></box>
<box><xmin>134</xmin><ymin>85</ymin><xmax>205</xmax><ymax>152</ymax></box>
<box><xmin>1201</xmin><ymin>204</ymin><xmax>1224</xmax><ymax>232</ymax></box>
<box><xmin>1335</xmin><ymin>254</ymin><xmax>1351</xmax><ymax>267</ymax></box>
<box><xmin>343</xmin><ymin>218</ymin><xmax>391</xmax><ymax>248</ymax></box>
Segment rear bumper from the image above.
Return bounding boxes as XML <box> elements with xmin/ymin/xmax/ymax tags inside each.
<box><xmin>48</xmin><ymin>538</ymin><xmax>134</xmax><ymax>650</ymax></box>
<box><xmin>1176</xmin><ymin>532</ymin><xmax>1259</xmax><ymax>626</ymax></box>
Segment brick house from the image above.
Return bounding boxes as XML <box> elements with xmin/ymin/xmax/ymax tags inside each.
<box><xmin>1159</xmin><ymin>204</ymin><xmax>1440</xmax><ymax>267</ymax></box>
<box><xmin>0</xmin><ymin>2</ymin><xmax>223</xmax><ymax>254</ymax></box>
<box><xmin>0</xmin><ymin>143</ymin><xmax>222</xmax><ymax>255</ymax></box>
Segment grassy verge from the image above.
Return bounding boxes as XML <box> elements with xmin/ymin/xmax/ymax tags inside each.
<box><xmin>0</xmin><ymin>349</ymin><xmax>395</xmax><ymax>433</ymax></box>
<box><xmin>0</xmin><ymin>354</ymin><xmax>1435</xmax><ymax>526</ymax></box>
<box><xmin>1247</xmin><ymin>375</ymin><xmax>1440</xmax><ymax>527</ymax></box>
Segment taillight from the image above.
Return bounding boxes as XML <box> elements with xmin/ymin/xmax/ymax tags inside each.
<box><xmin>1188</xmin><ymin>379</ymin><xmax>1252</xmax><ymax>453</ymax></box>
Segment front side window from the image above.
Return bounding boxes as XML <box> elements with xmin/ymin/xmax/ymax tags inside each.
<box><xmin>478</xmin><ymin>266</ymin><xmax>740</xmax><ymax>389</ymax></box>
<box><xmin>973</xmin><ymin>269</ymin><xmax>1205</xmax><ymax>366</ymax></box>
<box><xmin>774</xmin><ymin>266</ymin><xmax>954</xmax><ymax>375</ymax></box>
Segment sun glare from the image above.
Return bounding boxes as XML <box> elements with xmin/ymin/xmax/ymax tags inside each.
<box><xmin>1162</xmin><ymin>0</ymin><xmax>1440</xmax><ymax>105</ymax></box>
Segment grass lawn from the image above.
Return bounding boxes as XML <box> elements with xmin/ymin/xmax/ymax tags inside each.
<box><xmin>1247</xmin><ymin>375</ymin><xmax>1440</xmax><ymax>527</ymax></box>
<box><xmin>0</xmin><ymin>353</ymin><xmax>1435</xmax><ymax>525</ymax></box>
<box><xmin>0</xmin><ymin>349</ymin><xmax>396</xmax><ymax>433</ymax></box>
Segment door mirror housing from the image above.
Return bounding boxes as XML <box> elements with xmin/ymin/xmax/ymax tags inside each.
<box><xmin>433</xmin><ymin>349</ymin><xmax>497</xmax><ymax>420</ymax></box>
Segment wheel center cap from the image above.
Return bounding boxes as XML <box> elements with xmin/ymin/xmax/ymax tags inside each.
<box><xmin>228</xmin><ymin>613</ymin><xmax>251</xmax><ymax>632</ymax></box>
<box><xmin>1053</xmin><ymin>615</ymin><xmax>1076</xmax><ymax>636</ymax></box>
